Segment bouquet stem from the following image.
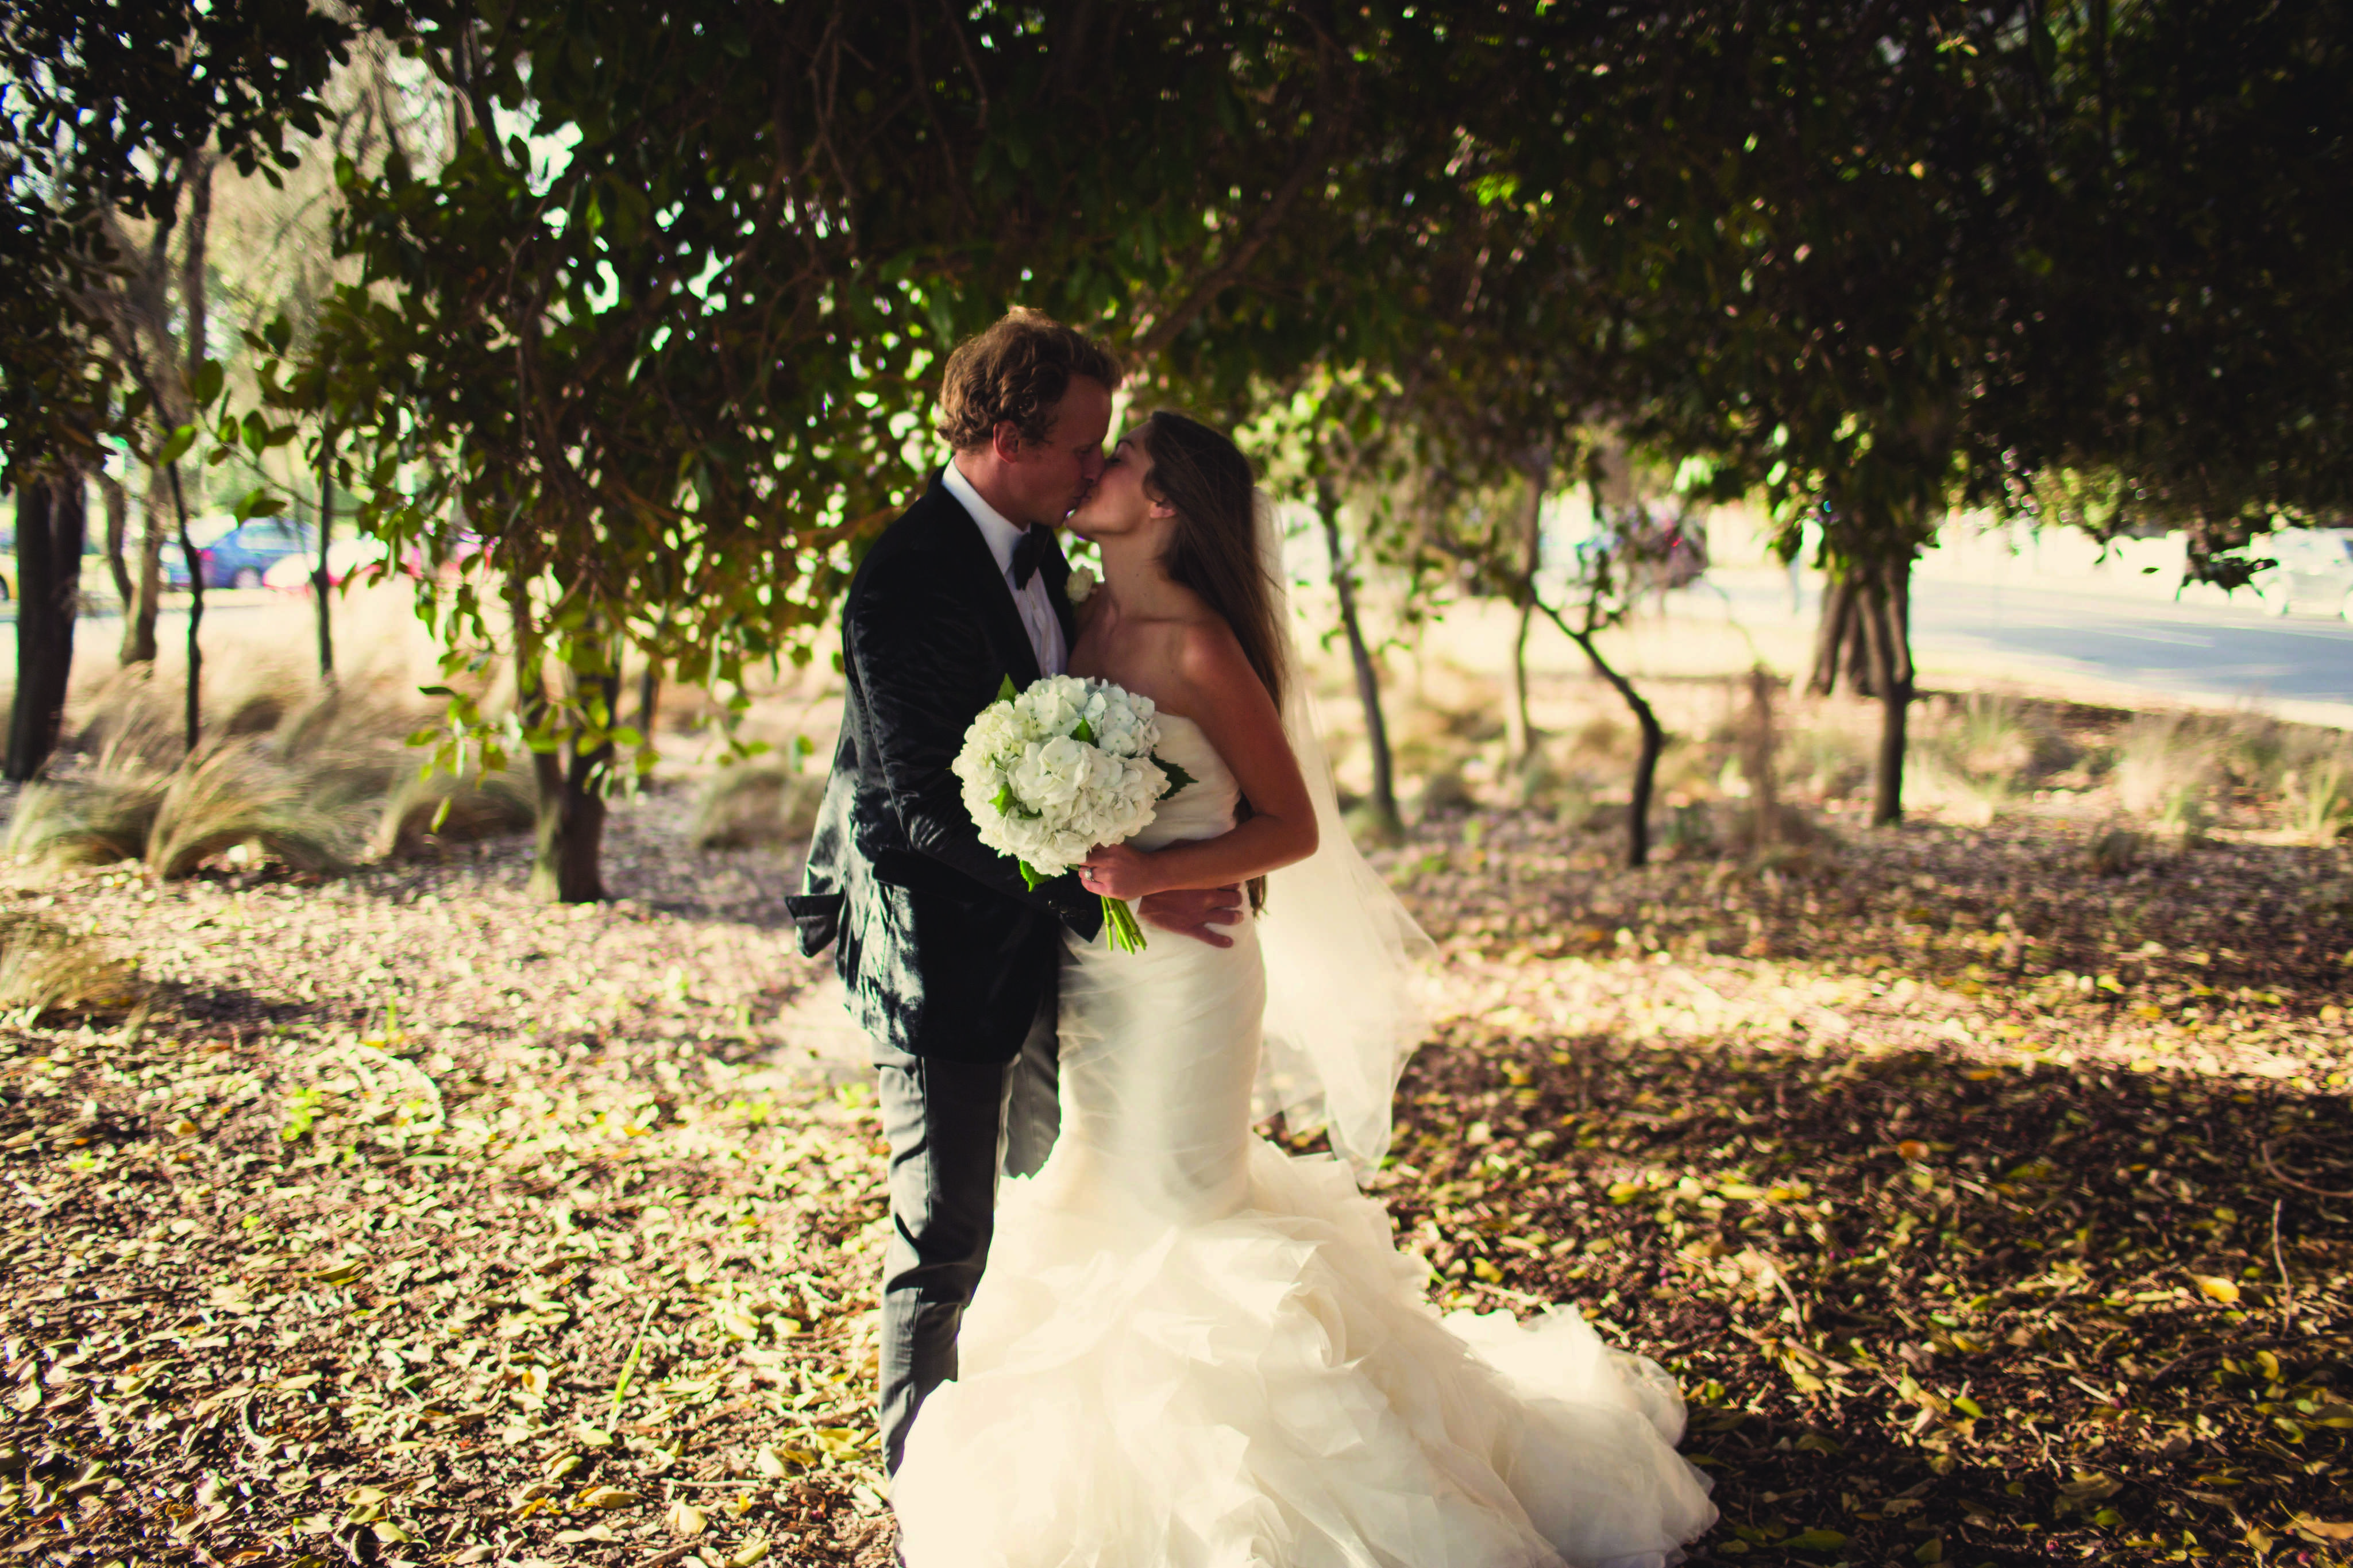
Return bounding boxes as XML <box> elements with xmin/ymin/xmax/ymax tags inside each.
<box><xmin>1101</xmin><ymin>895</ymin><xmax>1148</xmax><ymax>953</ymax></box>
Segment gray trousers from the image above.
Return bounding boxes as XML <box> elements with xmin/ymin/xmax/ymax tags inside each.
<box><xmin>871</xmin><ymin>990</ymin><xmax>1059</xmax><ymax>1476</ymax></box>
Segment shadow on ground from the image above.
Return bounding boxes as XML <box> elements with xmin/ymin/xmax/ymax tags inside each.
<box><xmin>1375</xmin><ymin>1023</ymin><xmax>2353</xmax><ymax>1565</ymax></box>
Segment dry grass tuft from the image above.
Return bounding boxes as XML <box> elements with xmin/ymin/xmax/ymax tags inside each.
<box><xmin>7</xmin><ymin>673</ymin><xmax>188</xmax><ymax>867</ymax></box>
<box><xmin>7</xmin><ymin>772</ymin><xmax>168</xmax><ymax>867</ymax></box>
<box><xmin>2279</xmin><ymin>755</ymin><xmax>2353</xmax><ymax>843</ymax></box>
<box><xmin>373</xmin><ymin>762</ymin><xmax>538</xmax><ymax>859</ymax></box>
<box><xmin>71</xmin><ymin>666</ymin><xmax>192</xmax><ymax>776</ymax></box>
<box><xmin>1781</xmin><ymin>710</ymin><xmax>1872</xmax><ymax>802</ymax></box>
<box><xmin>145</xmin><ymin>739</ymin><xmax>365</xmax><ymax>879</ymax></box>
<box><xmin>0</xmin><ymin>911</ymin><xmax>141</xmax><ymax>1017</ymax></box>
<box><xmin>1907</xmin><ymin>693</ymin><xmax>2050</xmax><ymax>825</ymax></box>
<box><xmin>2115</xmin><ymin>714</ymin><xmax>2221</xmax><ymax>837</ymax></box>
<box><xmin>11</xmin><ymin>669</ymin><xmax>442</xmax><ymax>879</ymax></box>
<box><xmin>688</xmin><ymin>764</ymin><xmax>823</xmax><ymax>851</ymax></box>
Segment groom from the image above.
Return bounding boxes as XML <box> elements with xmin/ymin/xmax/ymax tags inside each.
<box><xmin>790</xmin><ymin>308</ymin><xmax>1243</xmax><ymax>1475</ymax></box>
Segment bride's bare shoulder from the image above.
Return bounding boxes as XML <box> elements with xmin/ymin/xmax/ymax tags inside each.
<box><xmin>1168</xmin><ymin>615</ymin><xmax>1264</xmax><ymax>709</ymax></box>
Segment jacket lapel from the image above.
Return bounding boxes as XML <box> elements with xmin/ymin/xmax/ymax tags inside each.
<box><xmin>927</xmin><ymin>472</ymin><xmax>1042</xmax><ymax>688</ymax></box>
<box><xmin>1040</xmin><ymin>538</ymin><xmax>1079</xmax><ymax>650</ymax></box>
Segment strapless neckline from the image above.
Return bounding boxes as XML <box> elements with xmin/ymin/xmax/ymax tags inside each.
<box><xmin>1136</xmin><ymin>711</ymin><xmax>1239</xmax><ymax>851</ymax></box>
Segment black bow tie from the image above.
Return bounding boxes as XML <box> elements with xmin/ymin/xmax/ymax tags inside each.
<box><xmin>1010</xmin><ymin>524</ymin><xmax>1053</xmax><ymax>588</ymax></box>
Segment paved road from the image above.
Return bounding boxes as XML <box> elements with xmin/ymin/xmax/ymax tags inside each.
<box><xmin>1910</xmin><ymin>578</ymin><xmax>2353</xmax><ymax>712</ymax></box>
<box><xmin>1700</xmin><ymin>569</ymin><xmax>2353</xmax><ymax>722</ymax></box>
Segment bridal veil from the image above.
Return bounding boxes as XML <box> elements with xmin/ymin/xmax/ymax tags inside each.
<box><xmin>1249</xmin><ymin>491</ymin><xmax>1438</xmax><ymax>1177</ymax></box>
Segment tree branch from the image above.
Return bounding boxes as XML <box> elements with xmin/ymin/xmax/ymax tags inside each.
<box><xmin>1130</xmin><ymin>70</ymin><xmax>1344</xmax><ymax>358</ymax></box>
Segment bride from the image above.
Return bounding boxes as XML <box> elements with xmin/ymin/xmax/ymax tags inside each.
<box><xmin>889</xmin><ymin>411</ymin><xmax>1717</xmax><ymax>1568</ymax></box>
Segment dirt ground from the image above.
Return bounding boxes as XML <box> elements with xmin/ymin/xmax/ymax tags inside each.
<box><xmin>4</xmin><ymin>646</ymin><xmax>2353</xmax><ymax>1566</ymax></box>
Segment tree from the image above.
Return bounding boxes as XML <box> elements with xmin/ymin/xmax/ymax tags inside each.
<box><xmin>1492</xmin><ymin>1</ymin><xmax>2048</xmax><ymax>828</ymax></box>
<box><xmin>5</xmin><ymin>477</ymin><xmax>88</xmax><ymax>780</ymax></box>
<box><xmin>1</xmin><ymin>0</ymin><xmax>352</xmax><ymax>761</ymax></box>
<box><xmin>1967</xmin><ymin>1</ymin><xmax>2353</xmax><ymax>582</ymax></box>
<box><xmin>1243</xmin><ymin>371</ymin><xmax>1420</xmax><ymax>841</ymax></box>
<box><xmin>300</xmin><ymin>0</ymin><xmax>1428</xmax><ymax>901</ymax></box>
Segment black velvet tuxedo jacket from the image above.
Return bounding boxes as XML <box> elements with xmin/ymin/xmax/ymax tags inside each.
<box><xmin>788</xmin><ymin>474</ymin><xmax>1103</xmax><ymax>1063</ymax></box>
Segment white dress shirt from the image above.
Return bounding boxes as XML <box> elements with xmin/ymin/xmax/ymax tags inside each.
<box><xmin>943</xmin><ymin>459</ymin><xmax>1068</xmax><ymax>676</ymax></box>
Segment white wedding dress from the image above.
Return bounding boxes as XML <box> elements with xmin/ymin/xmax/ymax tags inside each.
<box><xmin>892</xmin><ymin>717</ymin><xmax>1716</xmax><ymax>1568</ymax></box>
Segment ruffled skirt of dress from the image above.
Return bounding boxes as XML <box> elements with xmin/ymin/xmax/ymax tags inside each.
<box><xmin>890</xmin><ymin>1136</ymin><xmax>1718</xmax><ymax>1568</ymax></box>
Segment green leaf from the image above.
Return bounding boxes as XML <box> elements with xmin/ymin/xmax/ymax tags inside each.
<box><xmin>157</xmin><ymin>424</ymin><xmax>199</xmax><ymax>468</ymax></box>
<box><xmin>1783</xmin><ymin>1530</ymin><xmax>1847</xmax><ymax>1552</ymax></box>
<box><xmin>1072</xmin><ymin>717</ymin><xmax>1096</xmax><ymax>745</ymax></box>
<box><xmin>1155</xmin><ymin>757</ymin><xmax>1198</xmax><ymax>800</ymax></box>
<box><xmin>190</xmin><ymin>358</ymin><xmax>225</xmax><ymax>408</ymax></box>
<box><xmin>230</xmin><ymin>486</ymin><xmax>287</xmax><ymax>522</ymax></box>
<box><xmin>1017</xmin><ymin>860</ymin><xmax>1047</xmax><ymax>890</ymax></box>
<box><xmin>996</xmin><ymin>674</ymin><xmax>1019</xmax><ymax>702</ymax></box>
<box><xmin>1952</xmin><ymin>1395</ymin><xmax>1985</xmax><ymax>1419</ymax></box>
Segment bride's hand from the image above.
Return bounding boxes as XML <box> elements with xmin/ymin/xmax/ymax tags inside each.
<box><xmin>1077</xmin><ymin>844</ymin><xmax>1160</xmax><ymax>901</ymax></box>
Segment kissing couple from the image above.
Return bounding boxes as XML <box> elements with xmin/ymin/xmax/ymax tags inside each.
<box><xmin>792</xmin><ymin>309</ymin><xmax>1716</xmax><ymax>1566</ymax></box>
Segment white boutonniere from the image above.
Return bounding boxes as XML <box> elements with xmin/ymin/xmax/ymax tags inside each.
<box><xmin>1065</xmin><ymin>565</ymin><xmax>1098</xmax><ymax>604</ymax></box>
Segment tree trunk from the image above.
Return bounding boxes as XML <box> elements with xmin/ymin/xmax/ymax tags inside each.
<box><xmin>164</xmin><ymin>462</ymin><xmax>204</xmax><ymax>752</ymax></box>
<box><xmin>313</xmin><ymin>439</ymin><xmax>335</xmax><ymax>681</ymax></box>
<box><xmin>1814</xmin><ymin>568</ymin><xmax>1889</xmax><ymax>698</ymax></box>
<box><xmin>98</xmin><ymin>474</ymin><xmax>132</xmax><ymax>610</ymax></box>
<box><xmin>529</xmin><ymin>732</ymin><xmax>612</xmax><ymax>903</ymax></box>
<box><xmin>1808</xmin><ymin>574</ymin><xmax>1853</xmax><ymax>696</ymax></box>
<box><xmin>1885</xmin><ymin>557</ymin><xmax>1914</xmax><ymax>688</ymax></box>
<box><xmin>1315</xmin><ymin>476</ymin><xmax>1400</xmax><ymax>837</ymax></box>
<box><xmin>1532</xmin><ymin>598</ymin><xmax>1661</xmax><ymax>867</ymax></box>
<box><xmin>510</xmin><ymin>580</ymin><xmax>611</xmax><ymax>902</ymax></box>
<box><xmin>120</xmin><ymin>479</ymin><xmax>165</xmax><ymax>666</ymax></box>
<box><xmin>7</xmin><ymin>478</ymin><xmax>87</xmax><ymax>781</ymax></box>
<box><xmin>635</xmin><ymin>656</ymin><xmax>661</xmax><ymax>740</ymax></box>
<box><xmin>1506</xmin><ymin>460</ymin><xmax>1548</xmax><ymax>766</ymax></box>
<box><xmin>1740</xmin><ymin>666</ymin><xmax>1783</xmax><ymax>845</ymax></box>
<box><xmin>172</xmin><ymin>151</ymin><xmax>214</xmax><ymax>754</ymax></box>
<box><xmin>1622</xmin><ymin>675</ymin><xmax>1665</xmax><ymax>869</ymax></box>
<box><xmin>1843</xmin><ymin>578</ymin><xmax>1881</xmax><ymax>697</ymax></box>
<box><xmin>1584</xmin><ymin>642</ymin><xmax>1661</xmax><ymax>866</ymax></box>
<box><xmin>1864</xmin><ymin>556</ymin><xmax>1916</xmax><ymax>827</ymax></box>
<box><xmin>182</xmin><ymin>152</ymin><xmax>211</xmax><ymax>385</ymax></box>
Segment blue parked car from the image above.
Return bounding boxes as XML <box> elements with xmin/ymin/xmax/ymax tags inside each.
<box><xmin>161</xmin><ymin>518</ymin><xmax>319</xmax><ymax>590</ymax></box>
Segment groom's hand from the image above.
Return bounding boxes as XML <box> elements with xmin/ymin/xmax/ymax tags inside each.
<box><xmin>1135</xmin><ymin>886</ymin><xmax>1244</xmax><ymax>949</ymax></box>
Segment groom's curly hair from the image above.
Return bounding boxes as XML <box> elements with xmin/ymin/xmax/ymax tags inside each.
<box><xmin>936</xmin><ymin>308</ymin><xmax>1123</xmax><ymax>453</ymax></box>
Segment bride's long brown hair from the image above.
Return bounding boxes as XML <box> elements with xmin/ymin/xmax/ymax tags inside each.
<box><xmin>1137</xmin><ymin>410</ymin><xmax>1287</xmax><ymax>910</ymax></box>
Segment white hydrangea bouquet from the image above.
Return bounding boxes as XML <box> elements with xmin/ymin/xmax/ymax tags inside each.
<box><xmin>953</xmin><ymin>673</ymin><xmax>1194</xmax><ymax>953</ymax></box>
